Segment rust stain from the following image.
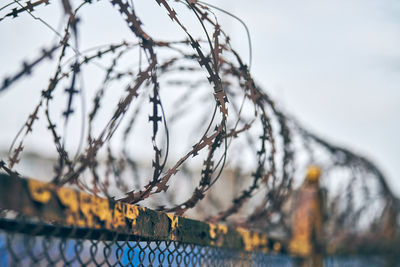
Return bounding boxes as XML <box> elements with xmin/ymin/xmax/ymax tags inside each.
<box><xmin>79</xmin><ymin>192</ymin><xmax>95</xmax><ymax>228</ymax></box>
<box><xmin>92</xmin><ymin>197</ymin><xmax>111</xmax><ymax>223</ymax></box>
<box><xmin>125</xmin><ymin>204</ymin><xmax>140</xmax><ymax>227</ymax></box>
<box><xmin>208</xmin><ymin>223</ymin><xmax>230</xmax><ymax>246</ymax></box>
<box><xmin>56</xmin><ymin>187</ymin><xmax>82</xmax><ymax>226</ymax></box>
<box><xmin>217</xmin><ymin>224</ymin><xmax>228</xmax><ymax>235</ymax></box>
<box><xmin>57</xmin><ymin>187</ymin><xmax>79</xmax><ymax>212</ymax></box>
<box><xmin>112</xmin><ymin>201</ymin><xmax>126</xmax><ymax>229</ymax></box>
<box><xmin>3</xmin><ymin>174</ymin><xmax>285</xmax><ymax>253</ymax></box>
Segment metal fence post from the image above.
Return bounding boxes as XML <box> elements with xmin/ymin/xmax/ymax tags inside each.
<box><xmin>289</xmin><ymin>166</ymin><xmax>323</xmax><ymax>267</ymax></box>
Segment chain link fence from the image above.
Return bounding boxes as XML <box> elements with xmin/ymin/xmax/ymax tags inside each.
<box><xmin>0</xmin><ymin>173</ymin><xmax>399</xmax><ymax>266</ymax></box>
<box><xmin>0</xmin><ymin>226</ymin><xmax>395</xmax><ymax>266</ymax></box>
<box><xmin>0</xmin><ymin>226</ymin><xmax>294</xmax><ymax>266</ymax></box>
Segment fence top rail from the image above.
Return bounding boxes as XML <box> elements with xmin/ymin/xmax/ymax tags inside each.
<box><xmin>0</xmin><ymin>173</ymin><xmax>285</xmax><ymax>254</ymax></box>
<box><xmin>0</xmin><ymin>173</ymin><xmax>399</xmax><ymax>257</ymax></box>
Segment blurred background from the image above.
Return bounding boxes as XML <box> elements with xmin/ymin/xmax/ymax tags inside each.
<box><xmin>223</xmin><ymin>0</ymin><xmax>400</xmax><ymax>196</ymax></box>
<box><xmin>0</xmin><ymin>0</ymin><xmax>399</xmax><ymax>194</ymax></box>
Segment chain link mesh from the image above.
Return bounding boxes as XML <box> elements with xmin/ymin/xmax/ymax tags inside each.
<box><xmin>0</xmin><ymin>228</ymin><xmax>295</xmax><ymax>266</ymax></box>
<box><xmin>1</xmin><ymin>231</ymin><xmax>396</xmax><ymax>266</ymax></box>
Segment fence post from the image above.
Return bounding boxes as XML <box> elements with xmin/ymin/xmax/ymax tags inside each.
<box><xmin>381</xmin><ymin>200</ymin><xmax>398</xmax><ymax>266</ymax></box>
<box><xmin>289</xmin><ymin>166</ymin><xmax>323</xmax><ymax>267</ymax></box>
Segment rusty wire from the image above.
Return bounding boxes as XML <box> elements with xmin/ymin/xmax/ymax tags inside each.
<box><xmin>0</xmin><ymin>0</ymin><xmax>398</xmax><ymax>246</ymax></box>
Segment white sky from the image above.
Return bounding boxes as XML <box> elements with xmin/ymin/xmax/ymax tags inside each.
<box><xmin>0</xmin><ymin>0</ymin><xmax>399</xmax><ymax>193</ymax></box>
<box><xmin>217</xmin><ymin>0</ymin><xmax>400</xmax><ymax>193</ymax></box>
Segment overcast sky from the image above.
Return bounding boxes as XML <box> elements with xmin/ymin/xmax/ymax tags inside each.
<box><xmin>214</xmin><ymin>0</ymin><xmax>400</xmax><ymax>193</ymax></box>
<box><xmin>0</xmin><ymin>0</ymin><xmax>399</xmax><ymax>193</ymax></box>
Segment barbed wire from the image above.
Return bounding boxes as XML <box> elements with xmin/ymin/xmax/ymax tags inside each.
<box><xmin>0</xmin><ymin>0</ymin><xmax>398</xmax><ymax>244</ymax></box>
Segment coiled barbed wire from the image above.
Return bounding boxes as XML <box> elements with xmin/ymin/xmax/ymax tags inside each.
<box><xmin>0</xmin><ymin>0</ymin><xmax>398</xmax><ymax>243</ymax></box>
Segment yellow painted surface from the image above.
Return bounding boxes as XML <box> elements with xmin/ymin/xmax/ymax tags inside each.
<box><xmin>22</xmin><ymin>176</ymin><xmax>275</xmax><ymax>253</ymax></box>
<box><xmin>260</xmin><ymin>235</ymin><xmax>269</xmax><ymax>253</ymax></box>
<box><xmin>305</xmin><ymin>165</ymin><xmax>321</xmax><ymax>183</ymax></box>
<box><xmin>112</xmin><ymin>201</ymin><xmax>126</xmax><ymax>228</ymax></box>
<box><xmin>56</xmin><ymin>187</ymin><xmax>85</xmax><ymax>226</ymax></box>
<box><xmin>217</xmin><ymin>224</ymin><xmax>228</xmax><ymax>235</ymax></box>
<box><xmin>167</xmin><ymin>213</ymin><xmax>179</xmax><ymax>241</ymax></box>
<box><xmin>273</xmin><ymin>242</ymin><xmax>281</xmax><ymax>252</ymax></box>
<box><xmin>289</xmin><ymin>193</ymin><xmax>314</xmax><ymax>256</ymax></box>
<box><xmin>237</xmin><ymin>227</ymin><xmax>268</xmax><ymax>252</ymax></box>
<box><xmin>124</xmin><ymin>205</ymin><xmax>139</xmax><ymax>220</ymax></box>
<box><xmin>289</xmin><ymin>167</ymin><xmax>323</xmax><ymax>257</ymax></box>
<box><xmin>209</xmin><ymin>223</ymin><xmax>217</xmax><ymax>239</ymax></box>
<box><xmin>28</xmin><ymin>180</ymin><xmax>52</xmax><ymax>204</ymax></box>
<box><xmin>92</xmin><ymin>197</ymin><xmax>111</xmax><ymax>222</ymax></box>
<box><xmin>57</xmin><ymin>187</ymin><xmax>79</xmax><ymax>212</ymax></box>
<box><xmin>209</xmin><ymin>223</ymin><xmax>228</xmax><ymax>240</ymax></box>
<box><xmin>208</xmin><ymin>223</ymin><xmax>230</xmax><ymax>246</ymax></box>
<box><xmin>167</xmin><ymin>213</ymin><xmax>179</xmax><ymax>230</ymax></box>
<box><xmin>80</xmin><ymin>192</ymin><xmax>95</xmax><ymax>227</ymax></box>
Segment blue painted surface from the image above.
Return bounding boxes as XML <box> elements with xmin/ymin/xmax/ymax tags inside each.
<box><xmin>0</xmin><ymin>234</ymin><xmax>8</xmax><ymax>266</ymax></box>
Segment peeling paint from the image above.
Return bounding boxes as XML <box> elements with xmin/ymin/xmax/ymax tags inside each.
<box><xmin>236</xmin><ymin>227</ymin><xmax>269</xmax><ymax>252</ymax></box>
<box><xmin>92</xmin><ymin>197</ymin><xmax>111</xmax><ymax>222</ymax></box>
<box><xmin>125</xmin><ymin>204</ymin><xmax>140</xmax><ymax>227</ymax></box>
<box><xmin>2</xmin><ymin>174</ymin><xmax>282</xmax><ymax>254</ymax></box>
<box><xmin>80</xmin><ymin>192</ymin><xmax>95</xmax><ymax>227</ymax></box>
<box><xmin>28</xmin><ymin>180</ymin><xmax>52</xmax><ymax>204</ymax></box>
<box><xmin>209</xmin><ymin>223</ymin><xmax>217</xmax><ymax>239</ymax></box>
<box><xmin>237</xmin><ymin>227</ymin><xmax>252</xmax><ymax>251</ymax></box>
<box><xmin>167</xmin><ymin>213</ymin><xmax>178</xmax><ymax>229</ymax></box>
<box><xmin>112</xmin><ymin>201</ymin><xmax>126</xmax><ymax>228</ymax></box>
<box><xmin>57</xmin><ymin>187</ymin><xmax>79</xmax><ymax>212</ymax></box>
<box><xmin>167</xmin><ymin>213</ymin><xmax>179</xmax><ymax>241</ymax></box>
<box><xmin>208</xmin><ymin>223</ymin><xmax>230</xmax><ymax>246</ymax></box>
<box><xmin>209</xmin><ymin>223</ymin><xmax>228</xmax><ymax>241</ymax></box>
<box><xmin>260</xmin><ymin>235</ymin><xmax>269</xmax><ymax>253</ymax></box>
<box><xmin>217</xmin><ymin>224</ymin><xmax>228</xmax><ymax>235</ymax></box>
<box><xmin>273</xmin><ymin>242</ymin><xmax>282</xmax><ymax>252</ymax></box>
<box><xmin>56</xmin><ymin>187</ymin><xmax>82</xmax><ymax>226</ymax></box>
